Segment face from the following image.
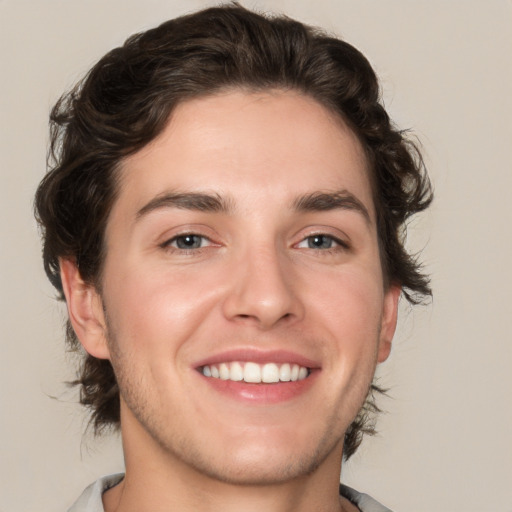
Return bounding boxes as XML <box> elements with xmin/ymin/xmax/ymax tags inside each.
<box><xmin>65</xmin><ymin>90</ymin><xmax>399</xmax><ymax>485</ymax></box>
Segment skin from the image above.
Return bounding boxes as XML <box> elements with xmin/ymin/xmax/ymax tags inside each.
<box><xmin>61</xmin><ymin>90</ymin><xmax>400</xmax><ymax>512</ymax></box>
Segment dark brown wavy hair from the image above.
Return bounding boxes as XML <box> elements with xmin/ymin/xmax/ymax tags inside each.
<box><xmin>34</xmin><ymin>3</ymin><xmax>432</xmax><ymax>460</ymax></box>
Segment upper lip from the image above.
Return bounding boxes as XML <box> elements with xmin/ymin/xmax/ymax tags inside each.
<box><xmin>193</xmin><ymin>348</ymin><xmax>321</xmax><ymax>370</ymax></box>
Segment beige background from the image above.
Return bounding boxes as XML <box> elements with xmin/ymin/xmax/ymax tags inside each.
<box><xmin>1</xmin><ymin>1</ymin><xmax>511</xmax><ymax>510</ymax></box>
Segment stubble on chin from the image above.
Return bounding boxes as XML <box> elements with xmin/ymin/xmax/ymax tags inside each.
<box><xmin>105</xmin><ymin>316</ymin><xmax>374</xmax><ymax>487</ymax></box>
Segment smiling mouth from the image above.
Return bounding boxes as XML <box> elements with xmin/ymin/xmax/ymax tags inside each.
<box><xmin>200</xmin><ymin>362</ymin><xmax>310</xmax><ymax>383</ymax></box>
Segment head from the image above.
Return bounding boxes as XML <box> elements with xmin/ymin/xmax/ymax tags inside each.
<box><xmin>35</xmin><ymin>3</ymin><xmax>431</xmax><ymax>464</ymax></box>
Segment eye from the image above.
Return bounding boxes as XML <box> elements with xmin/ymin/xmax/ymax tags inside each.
<box><xmin>296</xmin><ymin>234</ymin><xmax>347</xmax><ymax>250</ymax></box>
<box><xmin>165</xmin><ymin>234</ymin><xmax>212</xmax><ymax>250</ymax></box>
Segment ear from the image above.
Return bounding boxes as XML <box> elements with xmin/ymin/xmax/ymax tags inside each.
<box><xmin>377</xmin><ymin>284</ymin><xmax>401</xmax><ymax>363</ymax></box>
<box><xmin>59</xmin><ymin>258</ymin><xmax>110</xmax><ymax>359</ymax></box>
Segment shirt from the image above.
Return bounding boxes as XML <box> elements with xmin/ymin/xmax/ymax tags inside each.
<box><xmin>67</xmin><ymin>474</ymin><xmax>393</xmax><ymax>512</ymax></box>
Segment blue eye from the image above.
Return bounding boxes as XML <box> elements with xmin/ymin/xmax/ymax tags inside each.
<box><xmin>306</xmin><ymin>235</ymin><xmax>335</xmax><ymax>249</ymax></box>
<box><xmin>169</xmin><ymin>234</ymin><xmax>209</xmax><ymax>249</ymax></box>
<box><xmin>297</xmin><ymin>234</ymin><xmax>342</xmax><ymax>250</ymax></box>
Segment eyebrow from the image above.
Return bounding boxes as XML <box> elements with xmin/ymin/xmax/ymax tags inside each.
<box><xmin>292</xmin><ymin>190</ymin><xmax>371</xmax><ymax>224</ymax></box>
<box><xmin>135</xmin><ymin>189</ymin><xmax>371</xmax><ymax>224</ymax></box>
<box><xmin>136</xmin><ymin>191</ymin><xmax>232</xmax><ymax>219</ymax></box>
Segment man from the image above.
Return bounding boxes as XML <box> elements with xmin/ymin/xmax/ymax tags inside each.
<box><xmin>35</xmin><ymin>4</ymin><xmax>432</xmax><ymax>511</ymax></box>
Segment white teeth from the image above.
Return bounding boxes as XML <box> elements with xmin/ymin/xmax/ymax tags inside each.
<box><xmin>298</xmin><ymin>366</ymin><xmax>308</xmax><ymax>380</ymax></box>
<box><xmin>219</xmin><ymin>363</ymin><xmax>230</xmax><ymax>380</ymax></box>
<box><xmin>201</xmin><ymin>361</ymin><xmax>310</xmax><ymax>383</ymax></box>
<box><xmin>261</xmin><ymin>363</ymin><xmax>280</xmax><ymax>383</ymax></box>
<box><xmin>244</xmin><ymin>362</ymin><xmax>261</xmax><ymax>383</ymax></box>
<box><xmin>279</xmin><ymin>363</ymin><xmax>291</xmax><ymax>382</ymax></box>
<box><xmin>230</xmin><ymin>361</ymin><xmax>244</xmax><ymax>381</ymax></box>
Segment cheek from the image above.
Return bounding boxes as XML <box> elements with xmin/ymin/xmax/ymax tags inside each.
<box><xmin>308</xmin><ymin>268</ymin><xmax>385</xmax><ymax>357</ymax></box>
<box><xmin>102</xmin><ymin>262</ymin><xmax>223</xmax><ymax>356</ymax></box>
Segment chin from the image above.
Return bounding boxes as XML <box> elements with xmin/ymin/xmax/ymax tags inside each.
<box><xmin>183</xmin><ymin>449</ymin><xmax>326</xmax><ymax>486</ymax></box>
<box><xmin>161</xmin><ymin>426</ymin><xmax>343</xmax><ymax>486</ymax></box>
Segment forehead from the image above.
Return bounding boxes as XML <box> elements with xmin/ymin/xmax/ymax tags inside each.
<box><xmin>114</xmin><ymin>90</ymin><xmax>373</xmax><ymax>220</ymax></box>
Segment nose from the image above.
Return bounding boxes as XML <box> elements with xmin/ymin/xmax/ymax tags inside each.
<box><xmin>222</xmin><ymin>246</ymin><xmax>304</xmax><ymax>330</ymax></box>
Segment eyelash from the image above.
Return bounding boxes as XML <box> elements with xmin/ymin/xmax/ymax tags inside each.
<box><xmin>296</xmin><ymin>234</ymin><xmax>349</xmax><ymax>252</ymax></box>
<box><xmin>161</xmin><ymin>232</ymin><xmax>349</xmax><ymax>254</ymax></box>
<box><xmin>161</xmin><ymin>234</ymin><xmax>214</xmax><ymax>252</ymax></box>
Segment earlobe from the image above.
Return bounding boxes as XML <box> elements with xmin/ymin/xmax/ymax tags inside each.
<box><xmin>377</xmin><ymin>284</ymin><xmax>401</xmax><ymax>363</ymax></box>
<box><xmin>59</xmin><ymin>258</ymin><xmax>110</xmax><ymax>360</ymax></box>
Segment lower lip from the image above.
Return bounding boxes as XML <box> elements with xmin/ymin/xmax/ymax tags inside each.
<box><xmin>197</xmin><ymin>371</ymin><xmax>319</xmax><ymax>404</ymax></box>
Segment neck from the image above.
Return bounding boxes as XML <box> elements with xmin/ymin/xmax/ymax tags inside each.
<box><xmin>103</xmin><ymin>414</ymin><xmax>353</xmax><ymax>512</ymax></box>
